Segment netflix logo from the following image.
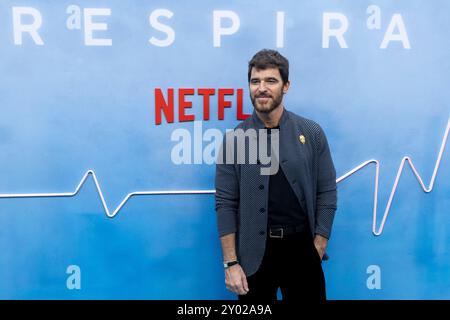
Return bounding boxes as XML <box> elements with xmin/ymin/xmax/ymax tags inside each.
<box><xmin>154</xmin><ymin>88</ymin><xmax>251</xmax><ymax>125</ymax></box>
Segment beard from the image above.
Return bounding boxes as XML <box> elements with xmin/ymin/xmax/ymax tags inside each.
<box><xmin>250</xmin><ymin>90</ymin><xmax>283</xmax><ymax>114</ymax></box>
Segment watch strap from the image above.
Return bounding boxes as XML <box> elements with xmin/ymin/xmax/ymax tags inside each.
<box><xmin>223</xmin><ymin>260</ymin><xmax>239</xmax><ymax>269</ymax></box>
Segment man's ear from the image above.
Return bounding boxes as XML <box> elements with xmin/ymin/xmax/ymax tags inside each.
<box><xmin>283</xmin><ymin>80</ymin><xmax>291</xmax><ymax>94</ymax></box>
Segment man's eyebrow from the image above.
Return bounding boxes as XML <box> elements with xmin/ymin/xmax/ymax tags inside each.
<box><xmin>250</xmin><ymin>76</ymin><xmax>279</xmax><ymax>81</ymax></box>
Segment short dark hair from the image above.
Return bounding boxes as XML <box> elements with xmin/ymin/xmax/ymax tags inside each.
<box><xmin>248</xmin><ymin>49</ymin><xmax>289</xmax><ymax>84</ymax></box>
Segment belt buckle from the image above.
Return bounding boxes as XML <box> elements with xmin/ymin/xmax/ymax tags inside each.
<box><xmin>269</xmin><ymin>228</ymin><xmax>284</xmax><ymax>239</ymax></box>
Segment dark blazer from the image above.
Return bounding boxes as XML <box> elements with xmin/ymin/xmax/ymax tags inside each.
<box><xmin>215</xmin><ymin>108</ymin><xmax>337</xmax><ymax>277</ymax></box>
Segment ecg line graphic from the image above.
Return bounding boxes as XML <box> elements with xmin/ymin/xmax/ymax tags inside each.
<box><xmin>0</xmin><ymin>118</ymin><xmax>448</xmax><ymax>236</ymax></box>
<box><xmin>337</xmin><ymin>118</ymin><xmax>449</xmax><ymax>235</ymax></box>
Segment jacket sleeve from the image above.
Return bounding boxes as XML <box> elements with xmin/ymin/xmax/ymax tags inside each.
<box><xmin>314</xmin><ymin>126</ymin><xmax>338</xmax><ymax>239</ymax></box>
<box><xmin>215</xmin><ymin>133</ymin><xmax>240</xmax><ymax>237</ymax></box>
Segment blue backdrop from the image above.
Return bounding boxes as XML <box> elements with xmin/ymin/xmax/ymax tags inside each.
<box><xmin>0</xmin><ymin>0</ymin><xmax>448</xmax><ymax>299</ymax></box>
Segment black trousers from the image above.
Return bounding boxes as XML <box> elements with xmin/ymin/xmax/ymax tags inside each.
<box><xmin>238</xmin><ymin>229</ymin><xmax>326</xmax><ymax>302</ymax></box>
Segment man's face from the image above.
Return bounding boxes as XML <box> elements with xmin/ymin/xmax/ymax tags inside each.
<box><xmin>249</xmin><ymin>67</ymin><xmax>290</xmax><ymax>114</ymax></box>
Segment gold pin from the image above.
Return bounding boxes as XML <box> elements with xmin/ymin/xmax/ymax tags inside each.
<box><xmin>299</xmin><ymin>135</ymin><xmax>306</xmax><ymax>144</ymax></box>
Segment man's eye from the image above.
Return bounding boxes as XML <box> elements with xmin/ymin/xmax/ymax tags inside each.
<box><xmin>267</xmin><ymin>79</ymin><xmax>277</xmax><ymax>83</ymax></box>
<box><xmin>251</xmin><ymin>80</ymin><xmax>260</xmax><ymax>84</ymax></box>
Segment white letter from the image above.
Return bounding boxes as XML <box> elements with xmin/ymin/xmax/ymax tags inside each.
<box><xmin>149</xmin><ymin>9</ymin><xmax>175</xmax><ymax>47</ymax></box>
<box><xmin>322</xmin><ymin>12</ymin><xmax>348</xmax><ymax>48</ymax></box>
<box><xmin>366</xmin><ymin>265</ymin><xmax>381</xmax><ymax>290</ymax></box>
<box><xmin>213</xmin><ymin>10</ymin><xmax>240</xmax><ymax>47</ymax></box>
<box><xmin>203</xmin><ymin>128</ymin><xmax>223</xmax><ymax>165</ymax></box>
<box><xmin>260</xmin><ymin>129</ymin><xmax>279</xmax><ymax>176</ymax></box>
<box><xmin>66</xmin><ymin>265</ymin><xmax>81</xmax><ymax>290</ymax></box>
<box><xmin>193</xmin><ymin>121</ymin><xmax>203</xmax><ymax>164</ymax></box>
<box><xmin>66</xmin><ymin>5</ymin><xmax>81</xmax><ymax>30</ymax></box>
<box><xmin>83</xmin><ymin>8</ymin><xmax>112</xmax><ymax>46</ymax></box>
<box><xmin>276</xmin><ymin>11</ymin><xmax>285</xmax><ymax>48</ymax></box>
<box><xmin>380</xmin><ymin>14</ymin><xmax>411</xmax><ymax>49</ymax></box>
<box><xmin>12</xmin><ymin>7</ymin><xmax>44</xmax><ymax>45</ymax></box>
<box><xmin>171</xmin><ymin>129</ymin><xmax>192</xmax><ymax>165</ymax></box>
<box><xmin>366</xmin><ymin>5</ymin><xmax>381</xmax><ymax>30</ymax></box>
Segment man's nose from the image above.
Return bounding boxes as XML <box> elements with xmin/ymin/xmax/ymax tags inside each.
<box><xmin>257</xmin><ymin>81</ymin><xmax>268</xmax><ymax>92</ymax></box>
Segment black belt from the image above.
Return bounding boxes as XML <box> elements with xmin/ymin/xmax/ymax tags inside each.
<box><xmin>268</xmin><ymin>225</ymin><xmax>306</xmax><ymax>239</ymax></box>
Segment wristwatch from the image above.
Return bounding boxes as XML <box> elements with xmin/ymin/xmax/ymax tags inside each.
<box><xmin>223</xmin><ymin>260</ymin><xmax>239</xmax><ymax>269</ymax></box>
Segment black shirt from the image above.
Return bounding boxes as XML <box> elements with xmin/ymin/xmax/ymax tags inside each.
<box><xmin>265</xmin><ymin>126</ymin><xmax>308</xmax><ymax>228</ymax></box>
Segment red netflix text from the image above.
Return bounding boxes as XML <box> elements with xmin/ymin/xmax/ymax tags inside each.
<box><xmin>154</xmin><ymin>88</ymin><xmax>251</xmax><ymax>125</ymax></box>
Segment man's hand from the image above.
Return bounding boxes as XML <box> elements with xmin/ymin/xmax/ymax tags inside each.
<box><xmin>314</xmin><ymin>234</ymin><xmax>328</xmax><ymax>260</ymax></box>
<box><xmin>225</xmin><ymin>264</ymin><xmax>249</xmax><ymax>295</ymax></box>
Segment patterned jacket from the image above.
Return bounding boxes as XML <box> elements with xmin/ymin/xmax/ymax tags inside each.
<box><xmin>215</xmin><ymin>108</ymin><xmax>337</xmax><ymax>276</ymax></box>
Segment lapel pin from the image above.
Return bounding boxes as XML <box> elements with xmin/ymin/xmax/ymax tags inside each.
<box><xmin>299</xmin><ymin>134</ymin><xmax>306</xmax><ymax>144</ymax></box>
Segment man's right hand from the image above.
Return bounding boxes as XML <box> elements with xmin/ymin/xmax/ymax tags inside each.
<box><xmin>225</xmin><ymin>264</ymin><xmax>249</xmax><ymax>295</ymax></box>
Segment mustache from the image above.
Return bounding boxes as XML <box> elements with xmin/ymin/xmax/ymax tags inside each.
<box><xmin>255</xmin><ymin>94</ymin><xmax>272</xmax><ymax>98</ymax></box>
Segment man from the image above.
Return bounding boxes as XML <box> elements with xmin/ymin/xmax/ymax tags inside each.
<box><xmin>215</xmin><ymin>49</ymin><xmax>337</xmax><ymax>301</ymax></box>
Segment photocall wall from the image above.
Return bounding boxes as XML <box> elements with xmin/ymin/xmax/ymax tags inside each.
<box><xmin>0</xmin><ymin>0</ymin><xmax>448</xmax><ymax>299</ymax></box>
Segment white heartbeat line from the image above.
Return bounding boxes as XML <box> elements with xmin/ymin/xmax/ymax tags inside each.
<box><xmin>0</xmin><ymin>118</ymin><xmax>448</xmax><ymax>236</ymax></box>
<box><xmin>336</xmin><ymin>117</ymin><xmax>449</xmax><ymax>235</ymax></box>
